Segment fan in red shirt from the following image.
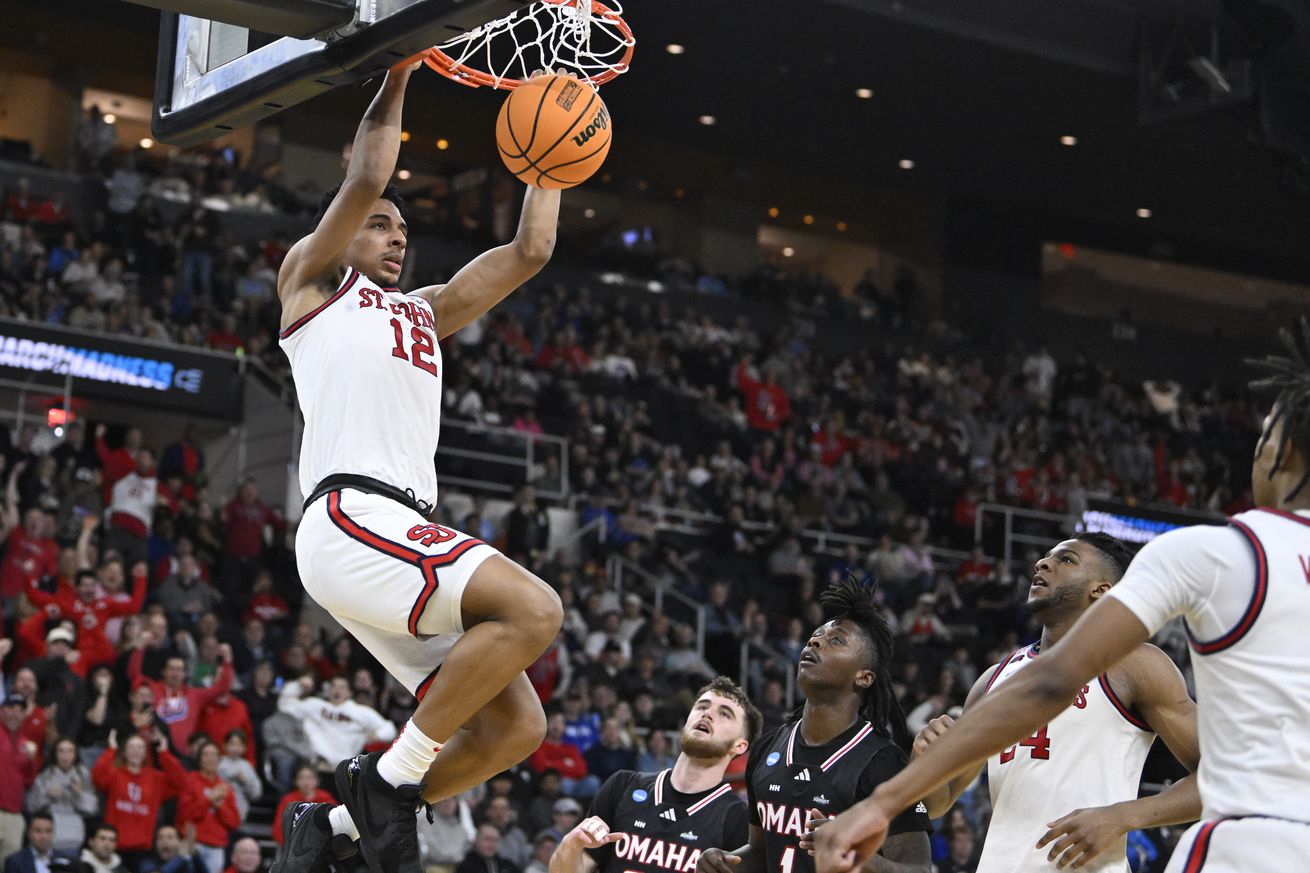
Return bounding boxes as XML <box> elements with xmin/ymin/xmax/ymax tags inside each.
<box><xmin>197</xmin><ymin>692</ymin><xmax>256</xmax><ymax>765</ymax></box>
<box><xmin>176</xmin><ymin>740</ymin><xmax>241</xmax><ymax>865</ymax></box>
<box><xmin>94</xmin><ymin>423</ymin><xmax>143</xmax><ymax>503</ymax></box>
<box><xmin>241</xmin><ymin>571</ymin><xmax>290</xmax><ymax>625</ymax></box>
<box><xmin>1</xmin><ymin>506</ymin><xmax>59</xmax><ymax>602</ymax></box>
<box><xmin>93</xmin><ymin>730</ymin><xmax>188</xmax><ymax>853</ymax></box>
<box><xmin>222</xmin><ymin>478</ymin><xmax>284</xmax><ymax>561</ymax></box>
<box><xmin>1</xmin><ymin>690</ymin><xmax>39</xmax><ymax>817</ymax></box>
<box><xmin>735</xmin><ymin>358</ymin><xmax>791</xmax><ymax>433</ymax></box>
<box><xmin>527</xmin><ymin>712</ymin><xmax>589</xmax><ymax>782</ymax></box>
<box><xmin>26</xmin><ymin>564</ymin><xmax>148</xmax><ymax>672</ymax></box>
<box><xmin>128</xmin><ymin>641</ymin><xmax>235</xmax><ymax>752</ymax></box>
<box><xmin>271</xmin><ymin>764</ymin><xmax>337</xmax><ymax>845</ymax></box>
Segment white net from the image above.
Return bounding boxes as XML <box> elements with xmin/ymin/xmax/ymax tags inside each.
<box><xmin>430</xmin><ymin>0</ymin><xmax>634</xmax><ymax>89</ymax></box>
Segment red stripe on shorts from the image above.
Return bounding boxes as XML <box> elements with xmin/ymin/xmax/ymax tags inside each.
<box><xmin>1184</xmin><ymin>821</ymin><xmax>1220</xmax><ymax>873</ymax></box>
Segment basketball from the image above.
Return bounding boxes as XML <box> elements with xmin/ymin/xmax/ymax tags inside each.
<box><xmin>495</xmin><ymin>73</ymin><xmax>612</xmax><ymax>190</ymax></box>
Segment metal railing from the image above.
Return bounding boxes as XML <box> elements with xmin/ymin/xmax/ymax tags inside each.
<box><xmin>437</xmin><ymin>418</ymin><xmax>570</xmax><ymax>501</ymax></box>
<box><xmin>974</xmin><ymin>502</ymin><xmax>1077</xmax><ymax>568</ymax></box>
<box><xmin>606</xmin><ymin>553</ymin><xmax>707</xmax><ymax>658</ymax></box>
<box><xmin>740</xmin><ymin>637</ymin><xmax>798</xmax><ymax>710</ymax></box>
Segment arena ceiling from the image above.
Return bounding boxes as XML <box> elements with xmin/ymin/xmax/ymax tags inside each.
<box><xmin>10</xmin><ymin>0</ymin><xmax>1310</xmax><ymax>279</ymax></box>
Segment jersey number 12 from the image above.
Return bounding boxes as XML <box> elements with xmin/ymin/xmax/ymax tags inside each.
<box><xmin>389</xmin><ymin>318</ymin><xmax>439</xmax><ymax>377</ymax></box>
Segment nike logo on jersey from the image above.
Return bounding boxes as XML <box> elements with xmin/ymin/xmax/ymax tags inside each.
<box><xmin>612</xmin><ymin>834</ymin><xmax>702</xmax><ymax>872</ymax></box>
<box><xmin>660</xmin><ymin>809</ymin><xmax>677</xmax><ymax>822</ymax></box>
<box><xmin>794</xmin><ymin>769</ymin><xmax>811</xmax><ymax>782</ymax></box>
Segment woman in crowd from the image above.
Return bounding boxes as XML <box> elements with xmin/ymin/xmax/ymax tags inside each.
<box><xmin>24</xmin><ymin>736</ymin><xmax>100</xmax><ymax>852</ymax></box>
<box><xmin>92</xmin><ymin>730</ymin><xmax>187</xmax><ymax>869</ymax></box>
<box><xmin>271</xmin><ymin>764</ymin><xmax>336</xmax><ymax>846</ymax></box>
<box><xmin>175</xmin><ymin>739</ymin><xmax>240</xmax><ymax>873</ymax></box>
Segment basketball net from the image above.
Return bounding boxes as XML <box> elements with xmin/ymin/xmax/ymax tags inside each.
<box><xmin>425</xmin><ymin>0</ymin><xmax>634</xmax><ymax>90</ymax></box>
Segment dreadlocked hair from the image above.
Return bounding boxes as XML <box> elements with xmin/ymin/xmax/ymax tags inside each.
<box><xmin>818</xmin><ymin>574</ymin><xmax>913</xmax><ymax>753</ymax></box>
<box><xmin>1248</xmin><ymin>317</ymin><xmax>1310</xmax><ymax>501</ymax></box>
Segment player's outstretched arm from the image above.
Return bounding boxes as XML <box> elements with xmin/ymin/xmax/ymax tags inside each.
<box><xmin>278</xmin><ymin>62</ymin><xmax>417</xmax><ymax>301</ymax></box>
<box><xmin>815</xmin><ymin>598</ymin><xmax>1151</xmax><ymax>873</ymax></box>
<box><xmin>418</xmin><ymin>185</ymin><xmax>560</xmax><ymax>340</ymax></box>
<box><xmin>1035</xmin><ymin>773</ymin><xmax>1199</xmax><ymax>870</ymax></box>
<box><xmin>915</xmin><ymin>665</ymin><xmax>997</xmax><ymax>818</ymax></box>
<box><xmin>696</xmin><ymin>826</ymin><xmax>768</xmax><ymax>873</ymax></box>
<box><xmin>550</xmin><ymin>816</ymin><xmax>618</xmax><ymax>873</ymax></box>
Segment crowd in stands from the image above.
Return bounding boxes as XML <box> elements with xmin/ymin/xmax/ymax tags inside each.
<box><xmin>0</xmin><ymin>147</ymin><xmax>1261</xmax><ymax>873</ymax></box>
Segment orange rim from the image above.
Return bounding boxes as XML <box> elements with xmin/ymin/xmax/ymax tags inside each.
<box><xmin>423</xmin><ymin>0</ymin><xmax>634</xmax><ymax>90</ymax></box>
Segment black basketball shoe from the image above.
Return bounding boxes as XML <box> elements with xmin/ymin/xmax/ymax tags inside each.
<box><xmin>270</xmin><ymin>801</ymin><xmax>359</xmax><ymax>873</ymax></box>
<box><xmin>335</xmin><ymin>752</ymin><xmax>424</xmax><ymax>873</ymax></box>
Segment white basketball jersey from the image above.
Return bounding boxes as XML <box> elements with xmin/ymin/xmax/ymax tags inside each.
<box><xmin>1182</xmin><ymin>509</ymin><xmax>1310</xmax><ymax>823</ymax></box>
<box><xmin>279</xmin><ymin>267</ymin><xmax>442</xmax><ymax>507</ymax></box>
<box><xmin>976</xmin><ymin>644</ymin><xmax>1155</xmax><ymax>873</ymax></box>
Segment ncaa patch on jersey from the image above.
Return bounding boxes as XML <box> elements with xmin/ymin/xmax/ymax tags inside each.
<box><xmin>632</xmin><ymin>789</ymin><xmax>649</xmax><ymax>803</ymax></box>
<box><xmin>766</xmin><ymin>752</ymin><xmax>781</xmax><ymax>766</ymax></box>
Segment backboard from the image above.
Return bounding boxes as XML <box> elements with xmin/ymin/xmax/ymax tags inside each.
<box><xmin>151</xmin><ymin>0</ymin><xmax>527</xmax><ymax>146</ymax></box>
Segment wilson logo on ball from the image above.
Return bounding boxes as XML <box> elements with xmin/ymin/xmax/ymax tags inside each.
<box><xmin>572</xmin><ymin>107</ymin><xmax>611</xmax><ymax>147</ymax></box>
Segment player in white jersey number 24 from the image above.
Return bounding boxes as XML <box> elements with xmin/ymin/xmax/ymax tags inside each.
<box><xmin>818</xmin><ymin>323</ymin><xmax>1310</xmax><ymax>872</ymax></box>
<box><xmin>272</xmin><ymin>56</ymin><xmax>564</xmax><ymax>873</ymax></box>
<box><xmin>917</xmin><ymin>532</ymin><xmax>1199</xmax><ymax>872</ymax></box>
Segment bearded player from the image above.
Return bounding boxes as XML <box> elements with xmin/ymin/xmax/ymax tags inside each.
<box><xmin>551</xmin><ymin>678</ymin><xmax>762</xmax><ymax>873</ymax></box>
<box><xmin>272</xmin><ymin>58</ymin><xmax>563</xmax><ymax>873</ymax></box>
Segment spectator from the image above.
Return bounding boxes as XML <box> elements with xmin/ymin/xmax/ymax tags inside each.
<box><xmin>27</xmin><ymin>565</ymin><xmax>148</xmax><ymax>674</ymax></box>
<box><xmin>3</xmin><ymin>812</ymin><xmax>72</xmax><ymax>873</ymax></box>
<box><xmin>0</xmin><ymin>693</ymin><xmax>39</xmax><ymax>860</ymax></box>
<box><xmin>127</xmin><ymin>643</ymin><xmax>234</xmax><ymax>753</ymax></box>
<box><xmin>103</xmin><ymin>447</ymin><xmax>159</xmax><ymax>567</ymax></box>
<box><xmin>480</xmin><ymin>796</ymin><xmax>530</xmax><ymax>868</ymax></box>
<box><xmin>276</xmin><ymin>673</ymin><xmax>396</xmax><ymax>773</ymax></box>
<box><xmin>635</xmin><ymin>728</ymin><xmax>676</xmax><ymax>772</ymax></box>
<box><xmin>92</xmin><ymin>731</ymin><xmax>186</xmax><ymax>859</ymax></box>
<box><xmin>271</xmin><ymin>765</ymin><xmax>335</xmax><ymax>846</ymax></box>
<box><xmin>582</xmin><ymin>718</ymin><xmax>636</xmax><ymax>783</ymax></box>
<box><xmin>80</xmin><ymin>824</ymin><xmax>129</xmax><ymax>873</ymax></box>
<box><xmin>1</xmin><ymin>505</ymin><xmax>58</xmax><ymax>603</ymax></box>
<box><xmin>198</xmin><ymin>696</ymin><xmax>256</xmax><ymax>767</ymax></box>
<box><xmin>417</xmin><ymin>797</ymin><xmax>473</xmax><ymax>872</ymax></box>
<box><xmin>939</xmin><ymin>826</ymin><xmax>977</xmax><ymax>873</ymax></box>
<box><xmin>26</xmin><ymin>627</ymin><xmax>87</xmax><ymax>736</ymax></box>
<box><xmin>175</xmin><ymin>739</ymin><xmax>239</xmax><ymax>873</ymax></box>
<box><xmin>220</xmin><ymin>478</ymin><xmax>281</xmax><ymax>585</ymax></box>
<box><xmin>220</xmin><ymin>837</ymin><xmax>261</xmax><ymax>873</ymax></box>
<box><xmin>23</xmin><ymin>737</ymin><xmax>98</xmax><ymax>853</ymax></box>
<box><xmin>527</xmin><ymin>713</ymin><xmax>591</xmax><ymax>797</ymax></box>
<box><xmin>214</xmin><ymin>731</ymin><xmax>260</xmax><ymax>822</ymax></box>
<box><xmin>524</xmin><ymin>832</ymin><xmax>555</xmax><ymax>873</ymax></box>
<box><xmin>458</xmin><ymin>823</ymin><xmax>520</xmax><ymax>873</ymax></box>
<box><xmin>543</xmin><ymin>799</ymin><xmax>581</xmax><ymax>843</ymax></box>
<box><xmin>154</xmin><ymin>557</ymin><xmax>223</xmax><ymax>630</ymax></box>
<box><xmin>158</xmin><ymin>427</ymin><xmax>205</xmax><ymax>503</ymax></box>
<box><xmin>503</xmin><ymin>485</ymin><xmax>549</xmax><ymax>564</ymax></box>
<box><xmin>559</xmin><ymin>693</ymin><xmax>600</xmax><ymax>755</ymax></box>
<box><xmin>136</xmin><ymin>825</ymin><xmax>202</xmax><ymax>873</ymax></box>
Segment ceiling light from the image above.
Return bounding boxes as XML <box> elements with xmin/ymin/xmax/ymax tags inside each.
<box><xmin>767</xmin><ymin>207</ymin><xmax>780</xmax><ymax>218</ymax></box>
<box><xmin>397</xmin><ymin>169</ymin><xmax>411</xmax><ymax>180</ymax></box>
<box><xmin>1136</xmin><ymin>207</ymin><xmax>1152</xmax><ymax>218</ymax></box>
<box><xmin>139</xmin><ymin>138</ymin><xmax>154</xmax><ymax>149</ymax></box>
<box><xmin>898</xmin><ymin>159</ymin><xmax>915</xmax><ymax>170</ymax></box>
<box><xmin>103</xmin><ymin>114</ymin><xmax>117</xmax><ymax>124</ymax></box>
<box><xmin>436</xmin><ymin>138</ymin><xmax>449</xmax><ymax>150</ymax></box>
<box><xmin>855</xmin><ymin>88</ymin><xmax>873</xmax><ymax>99</ymax></box>
<box><xmin>803</xmin><ymin>214</ymin><xmax>815</xmax><ymax>225</ymax></box>
<box><xmin>836</xmin><ymin>221</ymin><xmax>847</xmax><ymax>232</ymax></box>
<box><xmin>637</xmin><ymin>180</ymin><xmax>648</xmax><ymax>191</ymax></box>
<box><xmin>782</xmin><ymin>247</ymin><xmax>795</xmax><ymax>258</ymax></box>
<box><xmin>1060</xmin><ymin>135</ymin><xmax>1077</xmax><ymax>147</ymax></box>
<box><xmin>674</xmin><ymin>188</ymin><xmax>685</xmax><ymax>199</ymax></box>
<box><xmin>400</xmin><ymin>131</ymin><xmax>411</xmax><ymax>142</ymax></box>
<box><xmin>698</xmin><ymin>115</ymin><xmax>716</xmax><ymax>126</ymax></box>
<box><xmin>665</xmin><ymin>44</ymin><xmax>685</xmax><ymax>55</ymax></box>
<box><xmin>584</xmin><ymin>208</ymin><xmax>596</xmax><ymax>218</ymax></box>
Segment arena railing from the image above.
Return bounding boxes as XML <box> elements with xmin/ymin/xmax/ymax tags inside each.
<box><xmin>436</xmin><ymin>418</ymin><xmax>570</xmax><ymax>501</ymax></box>
<box><xmin>974</xmin><ymin>501</ymin><xmax>1077</xmax><ymax>569</ymax></box>
<box><xmin>606</xmin><ymin>552</ymin><xmax>707</xmax><ymax>659</ymax></box>
<box><xmin>739</xmin><ymin>636</ymin><xmax>798</xmax><ymax>710</ymax></box>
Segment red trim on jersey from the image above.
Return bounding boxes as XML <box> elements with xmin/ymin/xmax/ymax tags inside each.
<box><xmin>985</xmin><ymin>649</ymin><xmax>1023</xmax><ymax>693</ymax></box>
<box><xmin>1097</xmin><ymin>674</ymin><xmax>1152</xmax><ymax>732</ymax></box>
<box><xmin>1183</xmin><ymin>820</ymin><xmax>1220</xmax><ymax>873</ymax></box>
<box><xmin>325</xmin><ymin>491</ymin><xmax>486</xmax><ymax>637</ymax></box>
<box><xmin>1188</xmin><ymin>520</ymin><xmax>1268</xmax><ymax>655</ymax></box>
<box><xmin>686</xmin><ymin>783</ymin><xmax>733</xmax><ymax>814</ymax></box>
<box><xmin>821</xmin><ymin>722</ymin><xmax>873</xmax><ymax>772</ymax></box>
<box><xmin>279</xmin><ymin>268</ymin><xmax>358</xmax><ymax>339</ymax></box>
<box><xmin>1256</xmin><ymin>507</ymin><xmax>1310</xmax><ymax>529</ymax></box>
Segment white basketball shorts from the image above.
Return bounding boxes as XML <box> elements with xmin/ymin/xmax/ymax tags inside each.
<box><xmin>1165</xmin><ymin>816</ymin><xmax>1310</xmax><ymax>873</ymax></box>
<box><xmin>295</xmin><ymin>488</ymin><xmax>499</xmax><ymax>699</ymax></box>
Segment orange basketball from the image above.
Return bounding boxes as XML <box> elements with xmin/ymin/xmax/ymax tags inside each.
<box><xmin>496</xmin><ymin>74</ymin><xmax>612</xmax><ymax>190</ymax></box>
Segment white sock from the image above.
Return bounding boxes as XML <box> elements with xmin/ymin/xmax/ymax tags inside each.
<box><xmin>376</xmin><ymin>720</ymin><xmax>442</xmax><ymax>788</ymax></box>
<box><xmin>329</xmin><ymin>805</ymin><xmax>359</xmax><ymax>842</ymax></box>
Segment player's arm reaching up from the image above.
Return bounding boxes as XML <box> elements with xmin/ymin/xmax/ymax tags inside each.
<box><xmin>913</xmin><ymin>664</ymin><xmax>999</xmax><ymax>818</ymax></box>
<box><xmin>277</xmin><ymin>58</ymin><xmax>419</xmax><ymax>310</ymax></box>
<box><xmin>1035</xmin><ymin>644</ymin><xmax>1200</xmax><ymax>869</ymax></box>
<box><xmin>549</xmin><ymin>816</ymin><xmax>621</xmax><ymax>873</ymax></box>
<box><xmin>413</xmin><ymin>184</ymin><xmax>560</xmax><ymax>340</ymax></box>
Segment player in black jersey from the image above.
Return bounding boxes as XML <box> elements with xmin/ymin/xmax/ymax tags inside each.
<box><xmin>550</xmin><ymin>677</ymin><xmax>762</xmax><ymax>873</ymax></box>
<box><xmin>698</xmin><ymin>578</ymin><xmax>930</xmax><ymax>873</ymax></box>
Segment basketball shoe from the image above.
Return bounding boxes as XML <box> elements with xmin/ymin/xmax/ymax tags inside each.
<box><xmin>271</xmin><ymin>801</ymin><xmax>358</xmax><ymax>873</ymax></box>
<box><xmin>335</xmin><ymin>752</ymin><xmax>424</xmax><ymax>873</ymax></box>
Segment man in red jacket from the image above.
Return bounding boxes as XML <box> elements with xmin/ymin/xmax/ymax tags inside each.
<box><xmin>527</xmin><ymin>712</ymin><xmax>592</xmax><ymax>796</ymax></box>
<box><xmin>198</xmin><ymin>692</ymin><xmax>257</xmax><ymax>765</ymax></box>
<box><xmin>0</xmin><ymin>508</ymin><xmax>58</xmax><ymax>602</ymax></box>
<box><xmin>95</xmin><ymin>423</ymin><xmax>143</xmax><ymax>502</ymax></box>
<box><xmin>26</xmin><ymin>564</ymin><xmax>148</xmax><ymax>671</ymax></box>
<box><xmin>0</xmin><ymin>692</ymin><xmax>39</xmax><ymax>860</ymax></box>
<box><xmin>129</xmin><ymin>639</ymin><xmax>235</xmax><ymax>752</ymax></box>
<box><xmin>734</xmin><ymin>358</ymin><xmax>791</xmax><ymax>433</ymax></box>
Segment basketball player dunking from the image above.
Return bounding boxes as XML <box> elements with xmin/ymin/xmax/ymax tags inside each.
<box><xmin>550</xmin><ymin>678</ymin><xmax>761</xmax><ymax>873</ymax></box>
<box><xmin>698</xmin><ymin>578</ymin><xmax>932</xmax><ymax>873</ymax></box>
<box><xmin>817</xmin><ymin>323</ymin><xmax>1310</xmax><ymax>873</ymax></box>
<box><xmin>915</xmin><ymin>532</ymin><xmax>1200</xmax><ymax>872</ymax></box>
<box><xmin>272</xmin><ymin>58</ymin><xmax>564</xmax><ymax>873</ymax></box>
